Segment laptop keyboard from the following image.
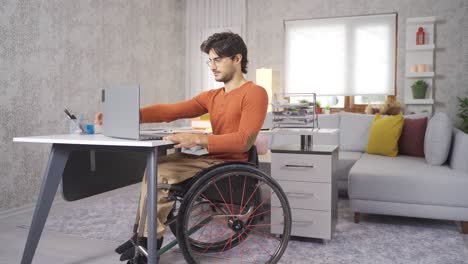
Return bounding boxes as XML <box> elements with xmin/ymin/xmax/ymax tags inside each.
<box><xmin>139</xmin><ymin>134</ymin><xmax>164</xmax><ymax>140</ymax></box>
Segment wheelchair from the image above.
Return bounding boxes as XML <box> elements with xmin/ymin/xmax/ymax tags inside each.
<box><xmin>131</xmin><ymin>146</ymin><xmax>292</xmax><ymax>263</ymax></box>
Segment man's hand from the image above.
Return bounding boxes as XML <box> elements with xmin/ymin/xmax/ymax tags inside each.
<box><xmin>94</xmin><ymin>112</ymin><xmax>103</xmax><ymax>125</ymax></box>
<box><xmin>163</xmin><ymin>133</ymin><xmax>208</xmax><ymax>149</ymax></box>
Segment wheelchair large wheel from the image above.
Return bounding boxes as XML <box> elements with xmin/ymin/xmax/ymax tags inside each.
<box><xmin>169</xmin><ymin>188</ymin><xmax>261</xmax><ymax>253</ymax></box>
<box><xmin>176</xmin><ymin>164</ymin><xmax>291</xmax><ymax>263</ymax></box>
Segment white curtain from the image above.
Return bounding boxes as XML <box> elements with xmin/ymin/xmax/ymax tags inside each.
<box><xmin>185</xmin><ymin>0</ymin><xmax>246</xmax><ymax>99</ymax></box>
<box><xmin>285</xmin><ymin>14</ymin><xmax>396</xmax><ymax>96</ymax></box>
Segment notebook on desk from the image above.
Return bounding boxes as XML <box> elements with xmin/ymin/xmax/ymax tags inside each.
<box><xmin>102</xmin><ymin>84</ymin><xmax>169</xmax><ymax>140</ymax></box>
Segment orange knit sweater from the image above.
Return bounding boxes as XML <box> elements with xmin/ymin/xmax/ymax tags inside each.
<box><xmin>140</xmin><ymin>81</ymin><xmax>268</xmax><ymax>161</ymax></box>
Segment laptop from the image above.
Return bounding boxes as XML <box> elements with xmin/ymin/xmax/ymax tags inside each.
<box><xmin>102</xmin><ymin>84</ymin><xmax>169</xmax><ymax>140</ymax></box>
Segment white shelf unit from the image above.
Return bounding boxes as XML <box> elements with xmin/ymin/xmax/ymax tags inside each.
<box><xmin>405</xmin><ymin>98</ymin><xmax>434</xmax><ymax>105</ymax></box>
<box><xmin>404</xmin><ymin>16</ymin><xmax>436</xmax><ymax>114</ymax></box>
<box><xmin>406</xmin><ymin>17</ymin><xmax>436</xmax><ymax>24</ymax></box>
<box><xmin>406</xmin><ymin>44</ymin><xmax>435</xmax><ymax>51</ymax></box>
<box><xmin>406</xmin><ymin>72</ymin><xmax>435</xmax><ymax>78</ymax></box>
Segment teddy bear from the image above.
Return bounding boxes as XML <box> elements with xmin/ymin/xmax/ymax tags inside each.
<box><xmin>365</xmin><ymin>97</ymin><xmax>401</xmax><ymax>115</ymax></box>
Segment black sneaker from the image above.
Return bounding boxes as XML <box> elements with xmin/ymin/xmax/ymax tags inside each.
<box><xmin>120</xmin><ymin>237</ymin><xmax>163</xmax><ymax>262</ymax></box>
<box><xmin>115</xmin><ymin>233</ymin><xmax>137</xmax><ymax>254</ymax></box>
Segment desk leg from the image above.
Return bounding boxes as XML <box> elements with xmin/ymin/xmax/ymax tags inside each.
<box><xmin>146</xmin><ymin>147</ymin><xmax>158</xmax><ymax>264</ymax></box>
<box><xmin>21</xmin><ymin>144</ymin><xmax>71</xmax><ymax>264</ymax></box>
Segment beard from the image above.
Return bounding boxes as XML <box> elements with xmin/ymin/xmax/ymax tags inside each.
<box><xmin>213</xmin><ymin>70</ymin><xmax>234</xmax><ymax>83</ymax></box>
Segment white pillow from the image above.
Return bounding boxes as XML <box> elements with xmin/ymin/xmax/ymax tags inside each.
<box><xmin>339</xmin><ymin>112</ymin><xmax>374</xmax><ymax>152</ymax></box>
<box><xmin>450</xmin><ymin>129</ymin><xmax>468</xmax><ymax>173</ymax></box>
<box><xmin>318</xmin><ymin>113</ymin><xmax>340</xmax><ymax>129</ymax></box>
<box><xmin>424</xmin><ymin>112</ymin><xmax>452</xmax><ymax>165</ymax></box>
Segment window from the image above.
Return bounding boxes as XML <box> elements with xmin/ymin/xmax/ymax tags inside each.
<box><xmin>285</xmin><ymin>14</ymin><xmax>396</xmax><ymax>109</ymax></box>
<box><xmin>354</xmin><ymin>95</ymin><xmax>387</xmax><ymax>105</ymax></box>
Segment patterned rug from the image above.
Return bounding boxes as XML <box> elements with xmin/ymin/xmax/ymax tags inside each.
<box><xmin>36</xmin><ymin>184</ymin><xmax>468</xmax><ymax>264</ymax></box>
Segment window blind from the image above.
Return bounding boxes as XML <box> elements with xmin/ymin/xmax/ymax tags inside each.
<box><xmin>285</xmin><ymin>14</ymin><xmax>396</xmax><ymax>96</ymax></box>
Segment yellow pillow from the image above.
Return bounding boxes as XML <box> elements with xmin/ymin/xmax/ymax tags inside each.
<box><xmin>366</xmin><ymin>113</ymin><xmax>404</xmax><ymax>157</ymax></box>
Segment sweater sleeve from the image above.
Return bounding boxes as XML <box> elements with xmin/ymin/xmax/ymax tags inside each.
<box><xmin>140</xmin><ymin>91</ymin><xmax>210</xmax><ymax>123</ymax></box>
<box><xmin>207</xmin><ymin>86</ymin><xmax>268</xmax><ymax>153</ymax></box>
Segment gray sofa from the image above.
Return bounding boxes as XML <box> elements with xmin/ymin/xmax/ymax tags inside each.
<box><xmin>278</xmin><ymin>111</ymin><xmax>468</xmax><ymax>234</ymax></box>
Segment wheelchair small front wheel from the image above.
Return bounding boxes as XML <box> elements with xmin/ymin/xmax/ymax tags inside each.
<box><xmin>177</xmin><ymin>164</ymin><xmax>291</xmax><ymax>263</ymax></box>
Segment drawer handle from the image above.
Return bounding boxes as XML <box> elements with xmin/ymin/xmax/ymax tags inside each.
<box><xmin>285</xmin><ymin>192</ymin><xmax>315</xmax><ymax>199</ymax></box>
<box><xmin>281</xmin><ymin>220</ymin><xmax>314</xmax><ymax>226</ymax></box>
<box><xmin>283</xmin><ymin>164</ymin><xmax>315</xmax><ymax>169</ymax></box>
<box><xmin>293</xmin><ymin>221</ymin><xmax>314</xmax><ymax>227</ymax></box>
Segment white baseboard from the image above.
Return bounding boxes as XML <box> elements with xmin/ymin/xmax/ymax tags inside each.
<box><xmin>0</xmin><ymin>195</ymin><xmax>65</xmax><ymax>220</ymax></box>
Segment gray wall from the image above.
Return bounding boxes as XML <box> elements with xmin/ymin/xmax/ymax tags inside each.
<box><xmin>246</xmin><ymin>0</ymin><xmax>468</xmax><ymax>123</ymax></box>
<box><xmin>0</xmin><ymin>0</ymin><xmax>186</xmax><ymax>211</ymax></box>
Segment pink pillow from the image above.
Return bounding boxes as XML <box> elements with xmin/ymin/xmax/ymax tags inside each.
<box><xmin>398</xmin><ymin>117</ymin><xmax>428</xmax><ymax>157</ymax></box>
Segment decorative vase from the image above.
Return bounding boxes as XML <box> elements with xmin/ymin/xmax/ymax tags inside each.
<box><xmin>412</xmin><ymin>85</ymin><xmax>427</xmax><ymax>99</ymax></box>
<box><xmin>416</xmin><ymin>27</ymin><xmax>425</xmax><ymax>45</ymax></box>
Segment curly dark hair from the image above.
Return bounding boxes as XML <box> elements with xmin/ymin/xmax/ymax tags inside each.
<box><xmin>200</xmin><ymin>31</ymin><xmax>248</xmax><ymax>74</ymax></box>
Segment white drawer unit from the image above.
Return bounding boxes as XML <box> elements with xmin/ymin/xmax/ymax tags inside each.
<box><xmin>270</xmin><ymin>144</ymin><xmax>338</xmax><ymax>240</ymax></box>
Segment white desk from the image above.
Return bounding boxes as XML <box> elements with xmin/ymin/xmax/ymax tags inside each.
<box><xmin>13</xmin><ymin>134</ymin><xmax>174</xmax><ymax>264</ymax></box>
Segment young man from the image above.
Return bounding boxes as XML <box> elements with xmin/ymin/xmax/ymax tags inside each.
<box><xmin>97</xmin><ymin>31</ymin><xmax>268</xmax><ymax>263</ymax></box>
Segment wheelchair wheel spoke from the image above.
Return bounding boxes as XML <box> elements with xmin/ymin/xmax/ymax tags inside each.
<box><xmin>245</xmin><ymin>231</ymin><xmax>274</xmax><ymax>261</ymax></box>
<box><xmin>247</xmin><ymin>190</ymin><xmax>273</xmax><ymax>218</ymax></box>
<box><xmin>213</xmin><ymin>181</ymin><xmax>234</xmax><ymax>215</ymax></box>
<box><xmin>187</xmin><ymin>206</ymin><xmax>228</xmax><ymax>229</ymax></box>
<box><xmin>199</xmin><ymin>227</ymin><xmax>234</xmax><ymax>253</ymax></box>
<box><xmin>247</xmin><ymin>227</ymin><xmax>281</xmax><ymax>241</ymax></box>
<box><xmin>229</xmin><ymin>176</ymin><xmax>234</xmax><ymax>218</ymax></box>
<box><xmin>246</xmin><ymin>206</ymin><xmax>281</xmax><ymax>221</ymax></box>
<box><xmin>240</xmin><ymin>175</ymin><xmax>247</xmax><ymax>216</ymax></box>
<box><xmin>196</xmin><ymin>218</ymin><xmax>209</xmax><ymax>241</ymax></box>
<box><xmin>239</xmin><ymin>182</ymin><xmax>262</xmax><ymax>214</ymax></box>
<box><xmin>215</xmin><ymin>233</ymin><xmax>236</xmax><ymax>260</ymax></box>
<box><xmin>239</xmin><ymin>232</ymin><xmax>258</xmax><ymax>263</ymax></box>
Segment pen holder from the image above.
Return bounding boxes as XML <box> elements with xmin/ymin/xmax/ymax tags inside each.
<box><xmin>68</xmin><ymin>118</ymin><xmax>91</xmax><ymax>134</ymax></box>
<box><xmin>68</xmin><ymin>119</ymin><xmax>81</xmax><ymax>134</ymax></box>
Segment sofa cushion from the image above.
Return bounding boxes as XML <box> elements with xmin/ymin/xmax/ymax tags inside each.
<box><xmin>424</xmin><ymin>113</ymin><xmax>452</xmax><ymax>165</ymax></box>
<box><xmin>404</xmin><ymin>112</ymin><xmax>431</xmax><ymax>119</ymax></box>
<box><xmin>450</xmin><ymin>129</ymin><xmax>468</xmax><ymax>173</ymax></box>
<box><xmin>339</xmin><ymin>112</ymin><xmax>374</xmax><ymax>152</ymax></box>
<box><xmin>339</xmin><ymin>151</ymin><xmax>363</xmax><ymax>161</ymax></box>
<box><xmin>348</xmin><ymin>153</ymin><xmax>468</xmax><ymax>208</ymax></box>
<box><xmin>366</xmin><ymin>114</ymin><xmax>404</xmax><ymax>157</ymax></box>
<box><xmin>398</xmin><ymin>117</ymin><xmax>428</xmax><ymax>157</ymax></box>
<box><xmin>318</xmin><ymin>113</ymin><xmax>340</xmax><ymax>129</ymax></box>
<box><xmin>336</xmin><ymin>151</ymin><xmax>362</xmax><ymax>182</ymax></box>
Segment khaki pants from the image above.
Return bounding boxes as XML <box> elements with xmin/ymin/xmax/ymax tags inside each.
<box><xmin>138</xmin><ymin>152</ymin><xmax>223</xmax><ymax>238</ymax></box>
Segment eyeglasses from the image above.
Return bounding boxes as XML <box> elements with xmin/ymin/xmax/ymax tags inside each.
<box><xmin>205</xmin><ymin>56</ymin><xmax>233</xmax><ymax>67</ymax></box>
